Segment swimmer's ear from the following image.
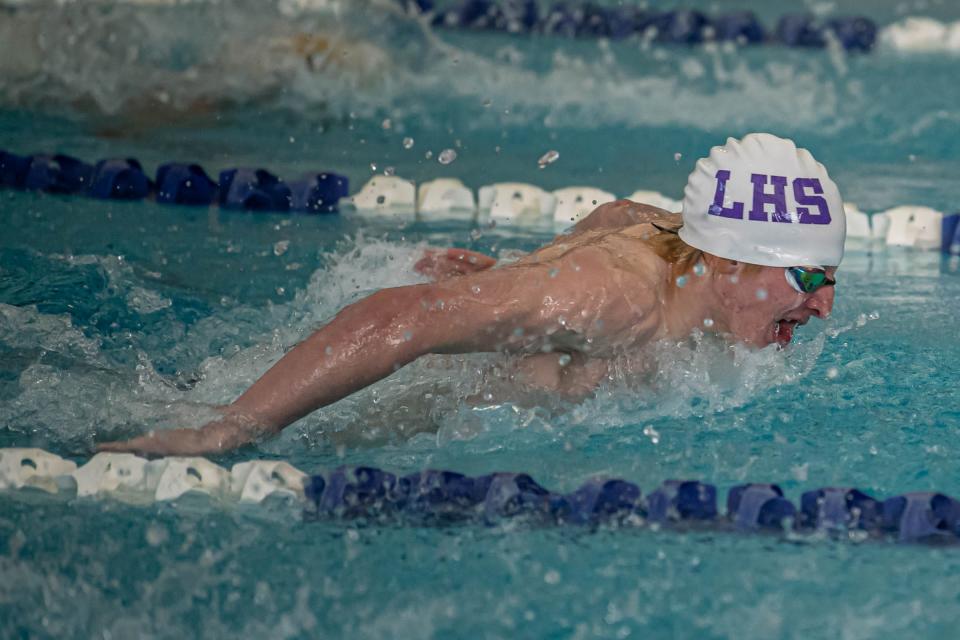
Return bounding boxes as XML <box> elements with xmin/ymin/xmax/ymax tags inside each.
<box><xmin>702</xmin><ymin>253</ymin><xmax>739</xmax><ymax>275</ymax></box>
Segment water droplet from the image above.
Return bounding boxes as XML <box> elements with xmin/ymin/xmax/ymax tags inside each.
<box><xmin>868</xmin><ymin>311</ymin><xmax>880</xmax><ymax>320</ymax></box>
<box><xmin>549</xmin><ymin>268</ymin><xmax>559</xmax><ymax>278</ymax></box>
<box><xmin>369</xmin><ymin>162</ymin><xmax>378</xmax><ymax>172</ymax></box>
<box><xmin>289</xmin><ymin>136</ymin><xmax>296</xmax><ymax>144</ymax></box>
<box><xmin>643</xmin><ymin>424</ymin><xmax>660</xmax><ymax>445</ymax></box>
<box><xmin>558</xmin><ymin>354</ymin><xmax>572</xmax><ymax>366</ymax></box>
<box><xmin>482</xmin><ymin>98</ymin><xmax>492</xmax><ymax>107</ymax></box>
<box><xmin>693</xmin><ymin>262</ymin><xmax>707</xmax><ymax>276</ymax></box>
<box><xmin>755</xmin><ymin>288</ymin><xmax>768</xmax><ymax>300</ymax></box>
<box><xmin>469</xmin><ymin>228</ymin><xmax>483</xmax><ymax>240</ymax></box>
<box><xmin>402</xmin><ymin>137</ymin><xmax>414</xmax><ymax>149</ymax></box>
<box><xmin>538</xmin><ymin>150</ymin><xmax>560</xmax><ymax>169</ymax></box>
<box><xmin>424</xmin><ymin>150</ymin><xmax>433</xmax><ymax>160</ymax></box>
<box><xmin>826</xmin><ymin>367</ymin><xmax>839</xmax><ymax>379</ymax></box>
<box><xmin>544</xmin><ymin>570</ymin><xmax>561</xmax><ymax>585</ymax></box>
<box><xmin>729</xmin><ymin>274</ymin><xmax>739</xmax><ymax>284</ymax></box>
<box><xmin>276</xmin><ymin>287</ymin><xmax>285</xmax><ymax>296</ymax></box>
<box><xmin>512</xmin><ymin>327</ymin><xmax>524</xmax><ymax>337</ymax></box>
<box><xmin>675</xmin><ymin>276</ymin><xmax>688</xmax><ymax>288</ymax></box>
<box><xmin>273</xmin><ymin>240</ymin><xmax>290</xmax><ymax>256</ymax></box>
<box><xmin>673</xmin><ymin>152</ymin><xmax>682</xmax><ymax>161</ymax></box>
<box><xmin>703</xmin><ymin>318</ymin><xmax>714</xmax><ymax>328</ymax></box>
<box><xmin>482</xmin><ymin>391</ymin><xmax>493</xmax><ymax>401</ymax></box>
<box><xmin>325</xmin><ymin>346</ymin><xmax>333</xmax><ymax>355</ymax></box>
<box><xmin>381</xmin><ymin>118</ymin><xmax>392</xmax><ymax>130</ymax></box>
<box><xmin>383</xmin><ymin>166</ymin><xmax>396</xmax><ymax>176</ymax></box>
<box><xmin>471</xmin><ymin>285</ymin><xmax>481</xmax><ymax>294</ymax></box>
<box><xmin>438</xmin><ymin>148</ymin><xmax>457</xmax><ymax>165</ymax></box>
<box><xmin>403</xmin><ymin>330</ymin><xmax>413</xmax><ymax>342</ymax></box>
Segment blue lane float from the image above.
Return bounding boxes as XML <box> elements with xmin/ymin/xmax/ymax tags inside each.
<box><xmin>89</xmin><ymin>158</ymin><xmax>153</xmax><ymax>200</ymax></box>
<box><xmin>156</xmin><ymin>163</ymin><xmax>218</xmax><ymax>206</ymax></box>
<box><xmin>24</xmin><ymin>154</ymin><xmax>94</xmax><ymax>194</ymax></box>
<box><xmin>302</xmin><ymin>466</ymin><xmax>960</xmax><ymax>544</ymax></box>
<box><xmin>0</xmin><ymin>148</ymin><xmax>348</xmax><ymax>214</ymax></box>
<box><xmin>415</xmin><ymin>1</ymin><xmax>876</xmax><ymax>52</ymax></box>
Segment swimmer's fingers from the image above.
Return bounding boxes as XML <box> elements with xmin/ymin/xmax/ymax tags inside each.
<box><xmin>414</xmin><ymin>248</ymin><xmax>497</xmax><ymax>280</ymax></box>
<box><xmin>96</xmin><ymin>428</ymin><xmax>223</xmax><ymax>458</ymax></box>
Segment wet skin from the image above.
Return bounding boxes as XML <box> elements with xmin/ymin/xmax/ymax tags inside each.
<box><xmin>99</xmin><ymin>200</ymin><xmax>835</xmax><ymax>456</ymax></box>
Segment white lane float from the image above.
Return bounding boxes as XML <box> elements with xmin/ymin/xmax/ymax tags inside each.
<box><xmin>73</xmin><ymin>452</ymin><xmax>149</xmax><ymax>501</ymax></box>
<box><xmin>880</xmin><ymin>17</ymin><xmax>952</xmax><ymax>52</ymax></box>
<box><xmin>843</xmin><ymin>202</ymin><xmax>872</xmax><ymax>240</ymax></box>
<box><xmin>880</xmin><ymin>205</ymin><xmax>943</xmax><ymax>249</ymax></box>
<box><xmin>627</xmin><ymin>189</ymin><xmax>682</xmax><ymax>212</ymax></box>
<box><xmin>148</xmin><ymin>457</ymin><xmax>232</xmax><ymax>502</ymax></box>
<box><xmin>478</xmin><ymin>182</ymin><xmax>555</xmax><ymax>222</ymax></box>
<box><xmin>417</xmin><ymin>178</ymin><xmax>476</xmax><ymax>217</ymax></box>
<box><xmin>230</xmin><ymin>460</ymin><xmax>307</xmax><ymax>503</ymax></box>
<box><xmin>343</xmin><ymin>175</ymin><xmax>416</xmax><ymax>214</ymax></box>
<box><xmin>551</xmin><ymin>186</ymin><xmax>616</xmax><ymax>226</ymax></box>
<box><xmin>0</xmin><ymin>448</ymin><xmax>76</xmax><ymax>494</ymax></box>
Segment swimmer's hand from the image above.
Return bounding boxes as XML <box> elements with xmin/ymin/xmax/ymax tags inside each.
<box><xmin>414</xmin><ymin>248</ymin><xmax>497</xmax><ymax>280</ymax></box>
<box><xmin>97</xmin><ymin>410</ymin><xmax>266</xmax><ymax>457</ymax></box>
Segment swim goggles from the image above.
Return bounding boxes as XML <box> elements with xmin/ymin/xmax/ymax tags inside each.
<box><xmin>785</xmin><ymin>266</ymin><xmax>836</xmax><ymax>294</ymax></box>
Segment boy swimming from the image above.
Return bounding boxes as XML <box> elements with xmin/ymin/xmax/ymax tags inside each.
<box><xmin>100</xmin><ymin>133</ymin><xmax>844</xmax><ymax>456</ymax></box>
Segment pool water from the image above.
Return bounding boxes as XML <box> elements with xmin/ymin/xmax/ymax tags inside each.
<box><xmin>3</xmin><ymin>0</ymin><xmax>960</xmax><ymax>637</ymax></box>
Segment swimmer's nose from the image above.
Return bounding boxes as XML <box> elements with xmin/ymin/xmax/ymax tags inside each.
<box><xmin>805</xmin><ymin>284</ymin><xmax>835</xmax><ymax>319</ymax></box>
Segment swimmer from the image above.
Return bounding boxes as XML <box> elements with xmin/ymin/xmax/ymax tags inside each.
<box><xmin>99</xmin><ymin>133</ymin><xmax>844</xmax><ymax>456</ymax></box>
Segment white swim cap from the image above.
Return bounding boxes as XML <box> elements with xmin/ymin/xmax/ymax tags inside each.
<box><xmin>678</xmin><ymin>133</ymin><xmax>845</xmax><ymax>267</ymax></box>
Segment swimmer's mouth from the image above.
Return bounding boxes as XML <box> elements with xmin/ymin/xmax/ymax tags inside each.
<box><xmin>773</xmin><ymin>318</ymin><xmax>805</xmax><ymax>346</ymax></box>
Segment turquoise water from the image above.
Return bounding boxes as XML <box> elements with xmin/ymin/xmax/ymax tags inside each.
<box><xmin>4</xmin><ymin>0</ymin><xmax>960</xmax><ymax>637</ymax></box>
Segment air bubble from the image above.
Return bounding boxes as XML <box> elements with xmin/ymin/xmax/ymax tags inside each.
<box><xmin>402</xmin><ymin>137</ymin><xmax>414</xmax><ymax>149</ymax></box>
<box><xmin>538</xmin><ymin>150</ymin><xmax>560</xmax><ymax>169</ymax></box>
<box><xmin>438</xmin><ymin>149</ymin><xmax>457</xmax><ymax>165</ymax></box>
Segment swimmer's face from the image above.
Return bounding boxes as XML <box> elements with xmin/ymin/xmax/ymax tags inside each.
<box><xmin>714</xmin><ymin>262</ymin><xmax>836</xmax><ymax>348</ymax></box>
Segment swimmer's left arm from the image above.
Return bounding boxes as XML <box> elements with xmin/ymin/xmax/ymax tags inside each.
<box><xmin>97</xmin><ymin>244</ymin><xmax>647</xmax><ymax>456</ymax></box>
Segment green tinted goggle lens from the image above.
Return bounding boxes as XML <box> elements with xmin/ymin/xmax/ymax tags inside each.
<box><xmin>786</xmin><ymin>267</ymin><xmax>836</xmax><ymax>293</ymax></box>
